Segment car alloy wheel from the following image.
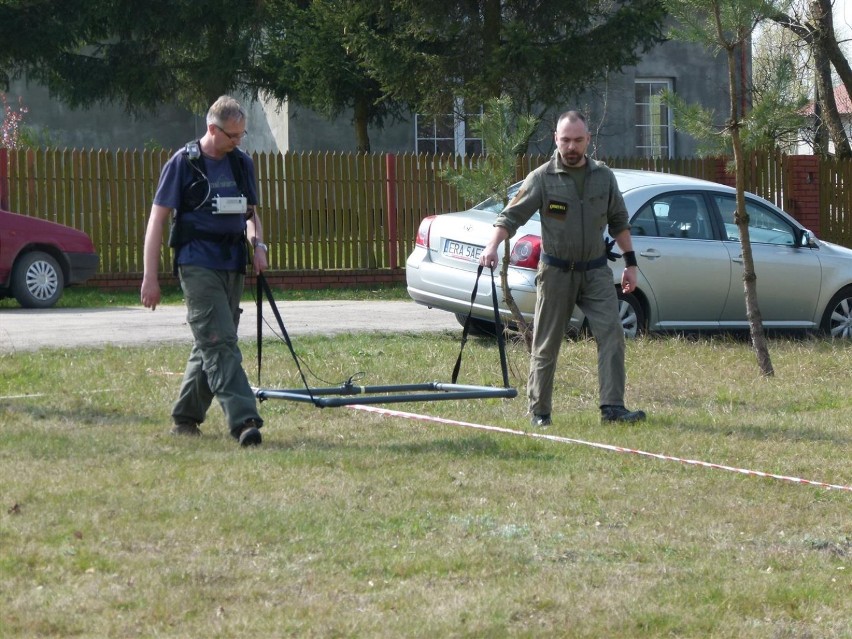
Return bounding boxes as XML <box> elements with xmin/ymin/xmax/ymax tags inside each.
<box><xmin>821</xmin><ymin>286</ymin><xmax>852</xmax><ymax>339</ymax></box>
<box><xmin>617</xmin><ymin>292</ymin><xmax>645</xmax><ymax>339</ymax></box>
<box><xmin>11</xmin><ymin>250</ymin><xmax>64</xmax><ymax>308</ymax></box>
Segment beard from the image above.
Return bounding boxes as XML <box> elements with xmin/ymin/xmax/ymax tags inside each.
<box><xmin>561</xmin><ymin>150</ymin><xmax>584</xmax><ymax>167</ymax></box>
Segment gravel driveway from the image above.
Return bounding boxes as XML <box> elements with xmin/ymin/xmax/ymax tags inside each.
<box><xmin>0</xmin><ymin>300</ymin><xmax>460</xmax><ymax>352</ymax></box>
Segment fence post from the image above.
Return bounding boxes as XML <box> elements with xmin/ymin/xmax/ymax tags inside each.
<box><xmin>0</xmin><ymin>147</ymin><xmax>8</xmax><ymax>210</ymax></box>
<box><xmin>385</xmin><ymin>153</ymin><xmax>398</xmax><ymax>269</ymax></box>
<box><xmin>787</xmin><ymin>155</ymin><xmax>821</xmax><ymax>236</ymax></box>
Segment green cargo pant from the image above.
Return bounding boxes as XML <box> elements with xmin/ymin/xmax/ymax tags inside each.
<box><xmin>172</xmin><ymin>265</ymin><xmax>262</xmax><ymax>437</ymax></box>
<box><xmin>528</xmin><ymin>263</ymin><xmax>626</xmax><ymax>416</ymax></box>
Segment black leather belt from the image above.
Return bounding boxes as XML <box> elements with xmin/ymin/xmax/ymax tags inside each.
<box><xmin>540</xmin><ymin>252</ymin><xmax>608</xmax><ymax>272</ymax></box>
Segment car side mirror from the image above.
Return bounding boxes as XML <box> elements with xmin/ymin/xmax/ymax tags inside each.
<box><xmin>799</xmin><ymin>229</ymin><xmax>818</xmax><ymax>248</ymax></box>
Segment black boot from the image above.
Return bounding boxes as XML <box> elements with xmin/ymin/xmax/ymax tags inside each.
<box><xmin>600</xmin><ymin>405</ymin><xmax>646</xmax><ymax>423</ymax></box>
<box><xmin>235</xmin><ymin>420</ymin><xmax>263</xmax><ymax>446</ymax></box>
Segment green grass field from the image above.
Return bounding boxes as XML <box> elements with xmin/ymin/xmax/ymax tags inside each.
<box><xmin>0</xmin><ymin>327</ymin><xmax>849</xmax><ymax>638</ymax></box>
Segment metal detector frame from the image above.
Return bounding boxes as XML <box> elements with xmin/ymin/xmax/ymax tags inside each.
<box><xmin>251</xmin><ymin>270</ymin><xmax>517</xmax><ymax>408</ymax></box>
<box><xmin>256</xmin><ymin>382</ymin><xmax>517</xmax><ymax>407</ymax></box>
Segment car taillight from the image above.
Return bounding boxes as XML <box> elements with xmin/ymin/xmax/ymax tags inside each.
<box><xmin>509</xmin><ymin>234</ymin><xmax>541</xmax><ymax>269</ymax></box>
<box><xmin>415</xmin><ymin>215</ymin><xmax>436</xmax><ymax>248</ymax></box>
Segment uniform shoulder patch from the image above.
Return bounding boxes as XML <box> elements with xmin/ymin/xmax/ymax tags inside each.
<box><xmin>546</xmin><ymin>199</ymin><xmax>568</xmax><ymax>218</ymax></box>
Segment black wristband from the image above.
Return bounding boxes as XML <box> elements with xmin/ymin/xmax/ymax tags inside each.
<box><xmin>623</xmin><ymin>251</ymin><xmax>638</xmax><ymax>268</ymax></box>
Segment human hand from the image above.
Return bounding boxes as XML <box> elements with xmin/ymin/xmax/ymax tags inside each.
<box><xmin>621</xmin><ymin>267</ymin><xmax>638</xmax><ymax>294</ymax></box>
<box><xmin>479</xmin><ymin>246</ymin><xmax>499</xmax><ymax>270</ymax></box>
<box><xmin>253</xmin><ymin>246</ymin><xmax>268</xmax><ymax>275</ymax></box>
<box><xmin>140</xmin><ymin>278</ymin><xmax>161</xmax><ymax>310</ymax></box>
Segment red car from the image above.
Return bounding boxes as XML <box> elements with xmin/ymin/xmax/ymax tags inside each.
<box><xmin>0</xmin><ymin>208</ymin><xmax>99</xmax><ymax>308</ymax></box>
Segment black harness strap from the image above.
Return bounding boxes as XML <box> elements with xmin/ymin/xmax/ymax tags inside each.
<box><xmin>255</xmin><ymin>273</ymin><xmax>319</xmax><ymax>406</ymax></box>
<box><xmin>451</xmin><ymin>265</ymin><xmax>510</xmax><ymax>388</ymax></box>
<box><xmin>183</xmin><ymin>144</ymin><xmax>250</xmax><ymax>209</ymax></box>
<box><xmin>254</xmin><ymin>269</ymin><xmax>513</xmax><ymax>407</ymax></box>
<box><xmin>257</xmin><ymin>274</ymin><xmax>263</xmax><ymax>384</ymax></box>
<box><xmin>171</xmin><ymin>144</ymin><xmax>252</xmax><ymax>275</ymax></box>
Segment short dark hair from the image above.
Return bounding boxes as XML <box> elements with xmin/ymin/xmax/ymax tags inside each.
<box><xmin>556</xmin><ymin>110</ymin><xmax>587</xmax><ymax>128</ymax></box>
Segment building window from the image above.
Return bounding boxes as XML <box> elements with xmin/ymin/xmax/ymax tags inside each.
<box><xmin>416</xmin><ymin>100</ymin><xmax>483</xmax><ymax>156</ymax></box>
<box><xmin>635</xmin><ymin>79</ymin><xmax>674</xmax><ymax>158</ymax></box>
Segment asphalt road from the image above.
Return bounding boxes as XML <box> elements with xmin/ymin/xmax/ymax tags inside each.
<box><xmin>0</xmin><ymin>300</ymin><xmax>461</xmax><ymax>353</ymax></box>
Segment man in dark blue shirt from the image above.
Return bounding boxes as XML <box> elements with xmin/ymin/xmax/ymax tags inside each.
<box><xmin>141</xmin><ymin>95</ymin><xmax>268</xmax><ymax>446</ymax></box>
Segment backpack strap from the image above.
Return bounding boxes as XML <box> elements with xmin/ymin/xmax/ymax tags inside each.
<box><xmin>168</xmin><ymin>141</ymin><xmax>251</xmax><ymax>275</ymax></box>
<box><xmin>226</xmin><ymin>150</ymin><xmax>250</xmax><ymax>198</ymax></box>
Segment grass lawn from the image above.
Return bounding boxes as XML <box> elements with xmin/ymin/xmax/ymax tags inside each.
<box><xmin>0</xmin><ymin>330</ymin><xmax>849</xmax><ymax>638</ymax></box>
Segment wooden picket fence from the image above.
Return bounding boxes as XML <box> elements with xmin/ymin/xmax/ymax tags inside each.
<box><xmin>818</xmin><ymin>155</ymin><xmax>852</xmax><ymax>247</ymax></box>
<box><xmin>1</xmin><ymin>147</ymin><xmax>851</xmax><ymax>278</ymax></box>
<box><xmin>0</xmin><ymin>148</ymin><xmax>492</xmax><ymax>276</ymax></box>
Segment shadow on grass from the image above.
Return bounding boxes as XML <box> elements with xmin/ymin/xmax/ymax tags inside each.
<box><xmin>280</xmin><ymin>432</ymin><xmax>561</xmax><ymax>462</ymax></box>
<box><xmin>0</xmin><ymin>401</ymin><xmax>151</xmax><ymax>430</ymax></box>
<box><xmin>658</xmin><ymin>414</ymin><xmax>852</xmax><ymax>446</ymax></box>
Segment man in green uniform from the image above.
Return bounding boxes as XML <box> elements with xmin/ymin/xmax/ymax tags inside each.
<box><xmin>479</xmin><ymin>110</ymin><xmax>645</xmax><ymax>427</ymax></box>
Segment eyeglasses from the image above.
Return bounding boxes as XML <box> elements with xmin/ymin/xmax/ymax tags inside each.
<box><xmin>214</xmin><ymin>124</ymin><xmax>248</xmax><ymax>141</ymax></box>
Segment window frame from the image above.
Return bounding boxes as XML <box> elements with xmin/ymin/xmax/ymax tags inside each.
<box><xmin>635</xmin><ymin>78</ymin><xmax>675</xmax><ymax>159</ymax></box>
<box><xmin>415</xmin><ymin>99</ymin><xmax>484</xmax><ymax>156</ymax></box>
<box><xmin>712</xmin><ymin>194</ymin><xmax>799</xmax><ymax>247</ymax></box>
<box><xmin>629</xmin><ymin>191</ymin><xmax>714</xmax><ymax>240</ymax></box>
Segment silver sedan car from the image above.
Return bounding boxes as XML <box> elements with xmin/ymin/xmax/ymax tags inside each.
<box><xmin>406</xmin><ymin>169</ymin><xmax>852</xmax><ymax>338</ymax></box>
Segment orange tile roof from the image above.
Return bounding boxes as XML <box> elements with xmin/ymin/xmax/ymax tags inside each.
<box><xmin>803</xmin><ymin>85</ymin><xmax>852</xmax><ymax>115</ymax></box>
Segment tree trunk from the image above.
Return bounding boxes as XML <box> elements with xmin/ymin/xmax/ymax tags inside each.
<box><xmin>481</xmin><ymin>0</ymin><xmax>502</xmax><ymax>99</ymax></box>
<box><xmin>813</xmin><ymin>47</ymin><xmax>849</xmax><ymax>156</ymax></box>
<box><xmin>813</xmin><ymin>0</ymin><xmax>852</xmax><ymax>105</ymax></box>
<box><xmin>813</xmin><ymin>81</ymin><xmax>831</xmax><ymax>156</ymax></box>
<box><xmin>810</xmin><ymin>0</ymin><xmax>852</xmax><ymax>157</ymax></box>
<box><xmin>353</xmin><ymin>96</ymin><xmax>371</xmax><ymax>153</ymax></box>
<box><xmin>717</xmin><ymin>8</ymin><xmax>774</xmax><ymax>376</ymax></box>
<box><xmin>732</xmin><ymin>120</ymin><xmax>775</xmax><ymax>377</ymax></box>
<box><xmin>770</xmin><ymin>1</ymin><xmax>852</xmax><ymax>157</ymax></box>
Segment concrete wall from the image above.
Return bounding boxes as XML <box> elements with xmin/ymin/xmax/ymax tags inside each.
<box><xmin>7</xmin><ymin>36</ymin><xmax>736</xmax><ymax>158</ymax></box>
<box><xmin>8</xmin><ymin>77</ymin><xmax>282</xmax><ymax>154</ymax></box>
<box><xmin>283</xmin><ymin>102</ymin><xmax>414</xmax><ymax>153</ymax></box>
<box><xmin>576</xmin><ymin>38</ymin><xmax>733</xmax><ymax>159</ymax></box>
<box><xmin>281</xmin><ymin>38</ymin><xmax>735</xmax><ymax>158</ymax></box>
<box><xmin>8</xmin><ymin>77</ymin><xmax>199</xmax><ymax>151</ymax></box>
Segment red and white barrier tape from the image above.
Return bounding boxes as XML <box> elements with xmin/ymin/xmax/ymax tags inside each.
<box><xmin>348</xmin><ymin>404</ymin><xmax>852</xmax><ymax>493</ymax></box>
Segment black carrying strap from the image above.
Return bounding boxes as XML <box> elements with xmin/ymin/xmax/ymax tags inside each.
<box><xmin>172</xmin><ymin>145</ymin><xmax>253</xmax><ymax>276</ymax></box>
<box><xmin>257</xmin><ymin>274</ymin><xmax>263</xmax><ymax>383</ymax></box>
<box><xmin>254</xmin><ymin>269</ymin><xmax>510</xmax><ymax>403</ymax></box>
<box><xmin>255</xmin><ymin>273</ymin><xmax>318</xmax><ymax>406</ymax></box>
<box><xmin>451</xmin><ymin>264</ymin><xmax>511</xmax><ymax>388</ymax></box>
<box><xmin>184</xmin><ymin>143</ymin><xmax>251</xmax><ymax>205</ymax></box>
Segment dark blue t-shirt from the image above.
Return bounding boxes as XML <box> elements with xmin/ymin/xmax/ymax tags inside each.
<box><xmin>153</xmin><ymin>146</ymin><xmax>259</xmax><ymax>271</ymax></box>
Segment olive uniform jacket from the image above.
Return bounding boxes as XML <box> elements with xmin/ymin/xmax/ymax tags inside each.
<box><xmin>494</xmin><ymin>151</ymin><xmax>630</xmax><ymax>264</ymax></box>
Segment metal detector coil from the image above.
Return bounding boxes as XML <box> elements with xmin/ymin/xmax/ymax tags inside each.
<box><xmin>252</xmin><ymin>269</ymin><xmax>517</xmax><ymax>407</ymax></box>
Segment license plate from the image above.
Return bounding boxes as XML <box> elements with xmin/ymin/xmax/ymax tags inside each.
<box><xmin>443</xmin><ymin>239</ymin><xmax>484</xmax><ymax>262</ymax></box>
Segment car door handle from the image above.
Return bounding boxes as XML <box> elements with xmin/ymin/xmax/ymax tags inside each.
<box><xmin>639</xmin><ymin>249</ymin><xmax>661</xmax><ymax>259</ymax></box>
<box><xmin>732</xmin><ymin>255</ymin><xmax>743</xmax><ymax>263</ymax></box>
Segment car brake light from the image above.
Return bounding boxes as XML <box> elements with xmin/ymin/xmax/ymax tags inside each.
<box><xmin>415</xmin><ymin>215</ymin><xmax>436</xmax><ymax>248</ymax></box>
<box><xmin>510</xmin><ymin>234</ymin><xmax>541</xmax><ymax>269</ymax></box>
